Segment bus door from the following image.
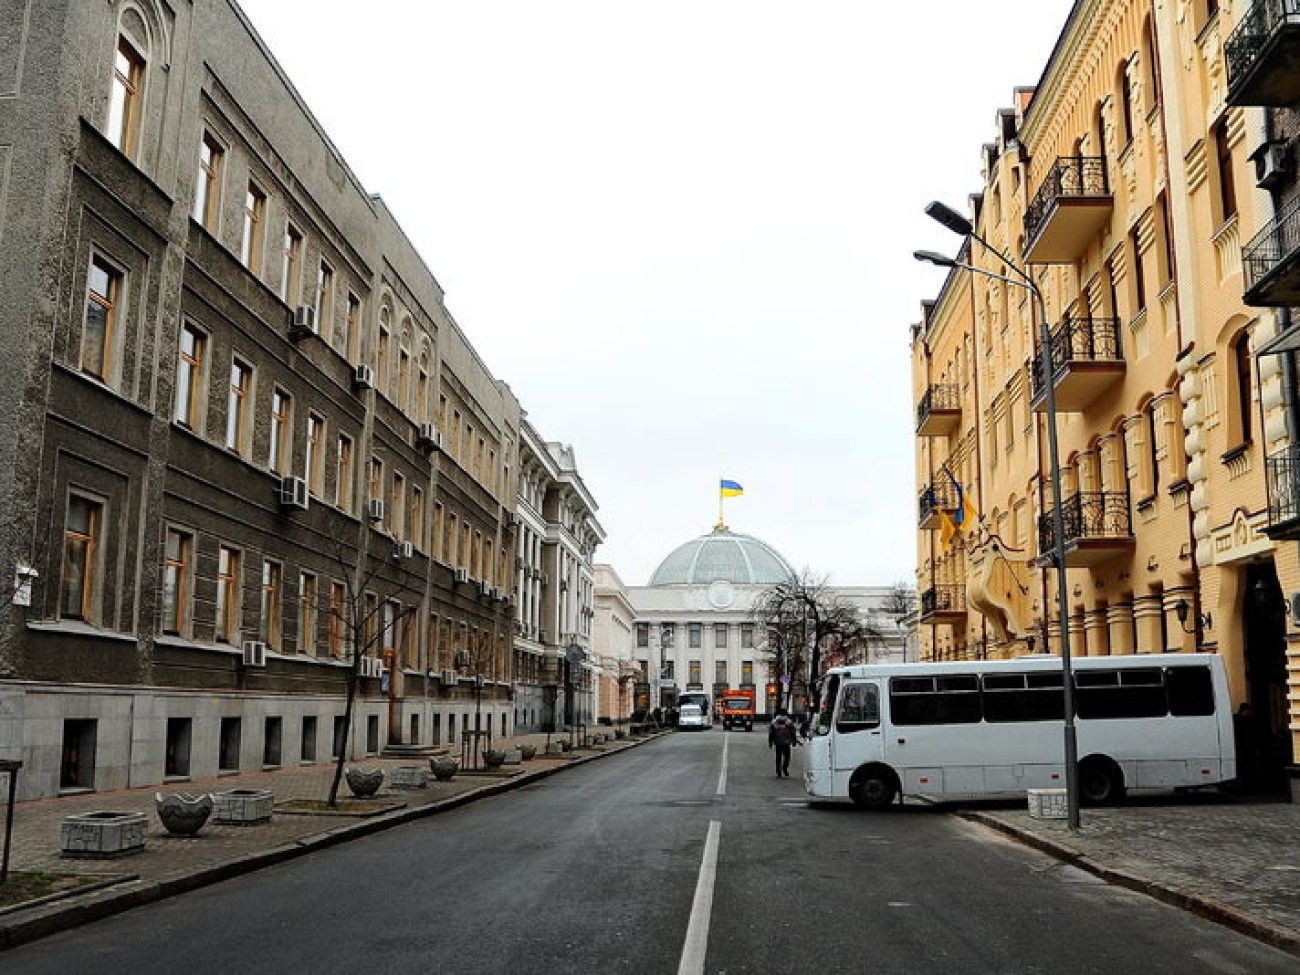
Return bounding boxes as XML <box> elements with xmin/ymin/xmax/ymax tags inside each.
<box><xmin>830</xmin><ymin>679</ymin><xmax>884</xmax><ymax>774</ymax></box>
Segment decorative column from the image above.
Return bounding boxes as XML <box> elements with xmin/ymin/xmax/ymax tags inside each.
<box><xmin>1106</xmin><ymin>601</ymin><xmax>1135</xmax><ymax>655</ymax></box>
<box><xmin>1133</xmin><ymin>593</ymin><xmax>1164</xmax><ymax>654</ymax></box>
<box><xmin>1084</xmin><ymin>606</ymin><xmax>1110</xmax><ymax>657</ymax></box>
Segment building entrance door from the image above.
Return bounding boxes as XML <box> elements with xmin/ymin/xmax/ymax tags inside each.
<box><xmin>1243</xmin><ymin>560</ymin><xmax>1292</xmax><ymax>792</ymax></box>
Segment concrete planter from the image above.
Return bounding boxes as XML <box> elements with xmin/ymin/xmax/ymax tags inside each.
<box><xmin>389</xmin><ymin>765</ymin><xmax>429</xmax><ymax>790</ymax></box>
<box><xmin>61</xmin><ymin>811</ymin><xmax>148</xmax><ymax>858</ymax></box>
<box><xmin>482</xmin><ymin>749</ymin><xmax>506</xmax><ymax>769</ymax></box>
<box><xmin>345</xmin><ymin>767</ymin><xmax>385</xmax><ymax>797</ymax></box>
<box><xmin>544</xmin><ymin>742</ymin><xmax>564</xmax><ymax>756</ymax></box>
<box><xmin>429</xmin><ymin>756</ymin><xmax>459</xmax><ymax>781</ymax></box>
<box><xmin>518</xmin><ymin>743</ymin><xmax>537</xmax><ymax>761</ymax></box>
<box><xmin>212</xmin><ymin>788</ymin><xmax>274</xmax><ymax>825</ymax></box>
<box><xmin>155</xmin><ymin>792</ymin><xmax>214</xmax><ymax>836</ymax></box>
<box><xmin>1027</xmin><ymin>788</ymin><xmax>1068</xmax><ymax>820</ymax></box>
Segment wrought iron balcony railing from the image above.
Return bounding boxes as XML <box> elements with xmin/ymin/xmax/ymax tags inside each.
<box><xmin>1037</xmin><ymin>491</ymin><xmax>1133</xmax><ymax>558</ymax></box>
<box><xmin>1224</xmin><ymin>0</ymin><xmax>1300</xmax><ymax>106</ymax></box>
<box><xmin>919</xmin><ymin>584</ymin><xmax>965</xmax><ymax>619</ymax></box>
<box><xmin>1029</xmin><ymin>317</ymin><xmax>1124</xmax><ymax>399</ymax></box>
<box><xmin>1265</xmin><ymin>448</ymin><xmax>1300</xmax><ymax>539</ymax></box>
<box><xmin>918</xmin><ymin>482</ymin><xmax>956</xmax><ymax>527</ymax></box>
<box><xmin>1024</xmin><ymin>156</ymin><xmax>1109</xmax><ymax>247</ymax></box>
<box><xmin>1243</xmin><ymin>195</ymin><xmax>1300</xmax><ymax>306</ymax></box>
<box><xmin>916</xmin><ymin>383</ymin><xmax>960</xmax><ymax>433</ymax></box>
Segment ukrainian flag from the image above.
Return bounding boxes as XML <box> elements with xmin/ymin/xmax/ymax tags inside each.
<box><xmin>720</xmin><ymin>479</ymin><xmax>744</xmax><ymax>497</ymax></box>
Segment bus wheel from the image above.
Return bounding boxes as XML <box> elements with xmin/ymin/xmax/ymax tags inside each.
<box><xmin>849</xmin><ymin>769</ymin><xmax>896</xmax><ymax>810</ymax></box>
<box><xmin>1078</xmin><ymin>757</ymin><xmax>1125</xmax><ymax>806</ymax></box>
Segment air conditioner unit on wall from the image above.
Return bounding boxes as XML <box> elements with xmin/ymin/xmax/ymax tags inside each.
<box><xmin>352</xmin><ymin>363</ymin><xmax>375</xmax><ymax>390</ymax></box>
<box><xmin>1254</xmin><ymin>141</ymin><xmax>1293</xmax><ymax>191</ymax></box>
<box><xmin>454</xmin><ymin>567</ymin><xmax>469</xmax><ymax>584</ymax></box>
<box><xmin>416</xmin><ymin>423</ymin><xmax>442</xmax><ymax>452</ymax></box>
<box><xmin>290</xmin><ymin>305</ymin><xmax>318</xmax><ymax>340</ymax></box>
<box><xmin>242</xmin><ymin>641</ymin><xmax>267</xmax><ymax>668</ymax></box>
<box><xmin>394</xmin><ymin>540</ymin><xmax>414</xmax><ymax>560</ymax></box>
<box><xmin>279</xmin><ymin>475</ymin><xmax>309</xmax><ymax>511</ymax></box>
<box><xmin>360</xmin><ymin>656</ymin><xmax>384</xmax><ymax>679</ymax></box>
<box><xmin>441</xmin><ymin>669</ymin><xmax>459</xmax><ymax>685</ymax></box>
<box><xmin>366</xmin><ymin>498</ymin><xmax>385</xmax><ymax>523</ymax></box>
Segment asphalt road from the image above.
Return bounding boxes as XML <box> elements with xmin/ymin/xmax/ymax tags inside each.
<box><xmin>6</xmin><ymin>730</ymin><xmax>1298</xmax><ymax>974</ymax></box>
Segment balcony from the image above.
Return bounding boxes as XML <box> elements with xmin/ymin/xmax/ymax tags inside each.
<box><xmin>1264</xmin><ymin>449</ymin><xmax>1300</xmax><ymax>540</ymax></box>
<box><xmin>1029</xmin><ymin>317</ymin><xmax>1125</xmax><ymax>412</ymax></box>
<box><xmin>1243</xmin><ymin>195</ymin><xmax>1300</xmax><ymax>307</ymax></box>
<box><xmin>918</xmin><ymin>482</ymin><xmax>956</xmax><ymax>529</ymax></box>
<box><xmin>916</xmin><ymin>383</ymin><xmax>960</xmax><ymax>436</ymax></box>
<box><xmin>1225</xmin><ymin>0</ymin><xmax>1300</xmax><ymax>106</ymax></box>
<box><xmin>1036</xmin><ymin>491</ymin><xmax>1134</xmax><ymax>567</ymax></box>
<box><xmin>1024</xmin><ymin>156</ymin><xmax>1112</xmax><ymax>264</ymax></box>
<box><xmin>918</xmin><ymin>584</ymin><xmax>966</xmax><ymax>624</ymax></box>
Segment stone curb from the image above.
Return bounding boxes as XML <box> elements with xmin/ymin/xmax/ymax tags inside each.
<box><xmin>0</xmin><ymin>734</ymin><xmax>665</xmax><ymax>952</ymax></box>
<box><xmin>960</xmin><ymin>810</ymin><xmax>1300</xmax><ymax>960</ymax></box>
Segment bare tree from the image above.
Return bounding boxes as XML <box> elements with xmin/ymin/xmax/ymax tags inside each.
<box><xmin>752</xmin><ymin>571</ymin><xmax>868</xmax><ymax>711</ymax></box>
<box><xmin>322</xmin><ymin>531</ymin><xmax>423</xmax><ymax>807</ymax></box>
<box><xmin>882</xmin><ymin>580</ymin><xmax>917</xmax><ymax>622</ymax></box>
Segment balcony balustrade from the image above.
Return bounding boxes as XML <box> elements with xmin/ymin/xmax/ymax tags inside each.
<box><xmin>1037</xmin><ymin>491</ymin><xmax>1134</xmax><ymax>567</ymax></box>
<box><xmin>1243</xmin><ymin>195</ymin><xmax>1300</xmax><ymax>307</ymax></box>
<box><xmin>1225</xmin><ymin>0</ymin><xmax>1300</xmax><ymax>106</ymax></box>
<box><xmin>1029</xmin><ymin>317</ymin><xmax>1125</xmax><ymax>412</ymax></box>
<box><xmin>917</xmin><ymin>481</ymin><xmax>957</xmax><ymax>530</ymax></box>
<box><xmin>916</xmin><ymin>383</ymin><xmax>961</xmax><ymax>436</ymax></box>
<box><xmin>919</xmin><ymin>584</ymin><xmax>966</xmax><ymax>623</ymax></box>
<box><xmin>1264</xmin><ymin>448</ymin><xmax>1300</xmax><ymax>540</ymax></box>
<box><xmin>1024</xmin><ymin>156</ymin><xmax>1112</xmax><ymax>264</ymax></box>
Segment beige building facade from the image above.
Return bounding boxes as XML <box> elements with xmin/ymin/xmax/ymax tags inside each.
<box><xmin>912</xmin><ymin>0</ymin><xmax>1300</xmax><ymax>787</ymax></box>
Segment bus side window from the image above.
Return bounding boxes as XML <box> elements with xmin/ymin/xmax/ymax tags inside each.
<box><xmin>1167</xmin><ymin>665</ymin><xmax>1214</xmax><ymax>716</ymax></box>
<box><xmin>815</xmin><ymin>675</ymin><xmax>840</xmax><ymax>736</ymax></box>
<box><xmin>836</xmin><ymin>683</ymin><xmax>879</xmax><ymax>733</ymax></box>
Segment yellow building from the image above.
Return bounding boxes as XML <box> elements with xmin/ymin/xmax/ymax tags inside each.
<box><xmin>912</xmin><ymin>0</ymin><xmax>1300</xmax><ymax>787</ymax></box>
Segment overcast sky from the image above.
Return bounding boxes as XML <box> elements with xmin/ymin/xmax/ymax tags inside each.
<box><xmin>236</xmin><ymin>0</ymin><xmax>1077</xmax><ymax>588</ymax></box>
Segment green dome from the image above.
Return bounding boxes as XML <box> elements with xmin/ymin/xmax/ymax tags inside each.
<box><xmin>648</xmin><ymin>529</ymin><xmax>795</xmax><ymax>586</ymax></box>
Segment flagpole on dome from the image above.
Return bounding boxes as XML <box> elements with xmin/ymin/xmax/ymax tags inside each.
<box><xmin>717</xmin><ymin>478</ymin><xmax>744</xmax><ymax>532</ymax></box>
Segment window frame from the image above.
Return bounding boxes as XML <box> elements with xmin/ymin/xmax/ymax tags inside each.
<box><xmin>83</xmin><ymin>254</ymin><xmax>123</xmax><ymax>382</ymax></box>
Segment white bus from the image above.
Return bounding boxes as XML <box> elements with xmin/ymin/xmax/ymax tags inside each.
<box><xmin>803</xmin><ymin>653</ymin><xmax>1236</xmax><ymax>809</ymax></box>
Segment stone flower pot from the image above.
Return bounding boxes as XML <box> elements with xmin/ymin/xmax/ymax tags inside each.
<box><xmin>389</xmin><ymin>765</ymin><xmax>429</xmax><ymax>790</ymax></box>
<box><xmin>518</xmin><ymin>743</ymin><xmax>537</xmax><ymax>761</ymax></box>
<box><xmin>212</xmin><ymin>789</ymin><xmax>274</xmax><ymax>825</ymax></box>
<box><xmin>429</xmin><ymin>755</ymin><xmax>459</xmax><ymax>780</ymax></box>
<box><xmin>61</xmin><ymin>811</ymin><xmax>148</xmax><ymax>858</ymax></box>
<box><xmin>482</xmin><ymin>749</ymin><xmax>507</xmax><ymax>769</ymax></box>
<box><xmin>345</xmin><ymin>766</ymin><xmax>385</xmax><ymax>798</ymax></box>
<box><xmin>155</xmin><ymin>792</ymin><xmax>214</xmax><ymax>836</ymax></box>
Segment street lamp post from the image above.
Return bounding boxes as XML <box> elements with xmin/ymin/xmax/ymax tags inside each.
<box><xmin>916</xmin><ymin>201</ymin><xmax>1080</xmax><ymax>830</ymax></box>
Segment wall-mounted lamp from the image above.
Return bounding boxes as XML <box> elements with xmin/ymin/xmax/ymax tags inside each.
<box><xmin>1174</xmin><ymin>598</ymin><xmax>1211</xmax><ymax>634</ymax></box>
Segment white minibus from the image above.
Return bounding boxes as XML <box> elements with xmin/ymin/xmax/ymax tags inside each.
<box><xmin>803</xmin><ymin>653</ymin><xmax>1235</xmax><ymax>808</ymax></box>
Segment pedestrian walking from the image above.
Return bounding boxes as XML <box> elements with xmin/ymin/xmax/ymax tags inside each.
<box><xmin>769</xmin><ymin>707</ymin><xmax>799</xmax><ymax>778</ymax></box>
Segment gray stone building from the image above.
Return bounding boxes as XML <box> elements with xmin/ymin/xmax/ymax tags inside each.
<box><xmin>0</xmin><ymin>1</ymin><xmax>597</xmax><ymax>799</ymax></box>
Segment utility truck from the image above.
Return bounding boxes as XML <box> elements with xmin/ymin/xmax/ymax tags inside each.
<box><xmin>720</xmin><ymin>689</ymin><xmax>756</xmax><ymax>731</ymax></box>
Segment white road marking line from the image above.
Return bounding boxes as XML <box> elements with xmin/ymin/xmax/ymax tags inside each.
<box><xmin>677</xmin><ymin>820</ymin><xmax>721</xmax><ymax>975</ymax></box>
<box><xmin>716</xmin><ymin>733</ymin><xmax>729</xmax><ymax>796</ymax></box>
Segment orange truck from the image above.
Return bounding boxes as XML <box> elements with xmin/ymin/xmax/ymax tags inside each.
<box><xmin>720</xmin><ymin>689</ymin><xmax>756</xmax><ymax>731</ymax></box>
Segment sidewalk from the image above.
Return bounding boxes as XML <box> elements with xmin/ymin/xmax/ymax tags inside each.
<box><xmin>959</xmin><ymin>791</ymin><xmax>1300</xmax><ymax>958</ymax></box>
<box><xmin>0</xmin><ymin>730</ymin><xmax>653</xmax><ymax>950</ymax></box>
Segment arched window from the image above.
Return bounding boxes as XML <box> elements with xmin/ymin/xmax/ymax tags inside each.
<box><xmin>1229</xmin><ymin>331</ymin><xmax>1254</xmax><ymax>448</ymax></box>
<box><xmin>108</xmin><ymin>33</ymin><xmax>147</xmax><ymax>158</ymax></box>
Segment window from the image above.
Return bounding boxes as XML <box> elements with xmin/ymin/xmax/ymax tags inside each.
<box><xmin>175</xmin><ymin>323</ymin><xmax>205</xmax><ymax>429</ymax></box>
<box><xmin>193</xmin><ymin>131</ymin><xmax>224</xmax><ymax>230</ymax></box>
<box><xmin>377</xmin><ymin>310</ymin><xmax>391</xmax><ymax>396</ymax></box>
<box><xmin>226</xmin><ymin>358</ymin><xmax>252</xmax><ymax>454</ymax></box>
<box><xmin>61</xmin><ymin>719</ymin><xmax>98</xmax><ymax>789</ymax></box>
<box><xmin>165</xmin><ymin>718</ymin><xmax>192</xmax><ymax>777</ymax></box>
<box><xmin>161</xmin><ymin>527</ymin><xmax>193</xmax><ymax>636</ymax></box>
<box><xmin>299</xmin><ymin>571</ymin><xmax>317</xmax><ymax>655</ymax></box>
<box><xmin>1075</xmin><ymin>668</ymin><xmax>1165</xmax><ymax>719</ymax></box>
<box><xmin>259</xmin><ymin>560</ymin><xmax>282</xmax><ymax>649</ymax></box>
<box><xmin>688</xmin><ymin>623</ymin><xmax>702</xmax><ymax>649</ymax></box>
<box><xmin>369</xmin><ymin>456</ymin><xmax>384</xmax><ymax>504</ymax></box>
<box><xmin>215</xmin><ymin>545</ymin><xmax>240</xmax><ymax>643</ymax></box>
<box><xmin>305</xmin><ymin>413</ymin><xmax>324</xmax><ymax>496</ymax></box>
<box><xmin>328</xmin><ymin>581</ymin><xmax>346</xmax><ymax>657</ymax></box>
<box><xmin>240</xmin><ymin>183</ymin><xmax>266</xmax><ymax>272</ymax></box>
<box><xmin>398</xmin><ymin>346</ymin><xmax>411</xmax><ymax>413</ymax></box>
<box><xmin>1146</xmin><ymin>403</ymin><xmax>1161</xmax><ymax>495</ymax></box>
<box><xmin>740</xmin><ymin>624</ymin><xmax>754</xmax><ymax>649</ymax></box>
<box><xmin>301</xmin><ymin>715</ymin><xmax>317</xmax><ymax>762</ymax></box>
<box><xmin>715</xmin><ymin>660</ymin><xmax>728</xmax><ymax>686</ymax></box>
<box><xmin>714</xmin><ymin>623</ymin><xmax>728</xmax><ymax>649</ymax></box>
<box><xmin>279</xmin><ymin>224</ymin><xmax>303</xmax><ymax>304</ymax></box>
<box><xmin>1213</xmin><ymin>120</ymin><xmax>1237</xmax><ymax>227</ymax></box>
<box><xmin>410</xmin><ymin>486</ymin><xmax>424</xmax><ymax>550</ymax></box>
<box><xmin>107</xmin><ymin>36</ymin><xmax>145</xmax><ymax>158</ymax></box>
<box><xmin>982</xmin><ymin>672</ymin><xmax>1065</xmax><ymax>722</ymax></box>
<box><xmin>392</xmin><ymin>472</ymin><xmax>406</xmax><ymax>541</ymax></box>
<box><xmin>1230</xmin><ymin>331</ymin><xmax>1254</xmax><ymax>448</ymax></box>
<box><xmin>889</xmin><ymin>674</ymin><xmax>982</xmax><ymax>726</ymax></box>
<box><xmin>636</xmin><ymin>623</ymin><xmax>649</xmax><ymax>648</ymax></box>
<box><xmin>341</xmin><ymin>292</ymin><xmax>360</xmax><ymax>359</ymax></box>
<box><xmin>269</xmin><ymin>389</ymin><xmax>292</xmax><ymax>475</ymax></box>
<box><xmin>263</xmin><ymin>716</ymin><xmax>282</xmax><ymax>767</ymax></box>
<box><xmin>1129</xmin><ymin>226</ymin><xmax>1146</xmax><ymax>315</ymax></box>
<box><xmin>61</xmin><ymin>494</ymin><xmax>103</xmax><ymax>621</ymax></box>
<box><xmin>315</xmin><ymin>261</ymin><xmax>334</xmax><ymax>336</ymax></box>
<box><xmin>741</xmin><ymin>660</ymin><xmax>753</xmax><ymax>684</ymax></box>
<box><xmin>336</xmin><ymin>433</ymin><xmax>354</xmax><ymax>512</ymax></box>
<box><xmin>83</xmin><ymin>255</ymin><xmax>121</xmax><ymax>381</ymax></box>
<box><xmin>836</xmin><ymin>682</ymin><xmax>881</xmax><ymax>732</ymax></box>
<box><xmin>219</xmin><ymin>717</ymin><xmax>241</xmax><ymax>772</ymax></box>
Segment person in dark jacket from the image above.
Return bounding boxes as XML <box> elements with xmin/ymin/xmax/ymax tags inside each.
<box><xmin>768</xmin><ymin>707</ymin><xmax>799</xmax><ymax>778</ymax></box>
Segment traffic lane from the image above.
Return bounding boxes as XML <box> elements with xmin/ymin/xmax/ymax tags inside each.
<box><xmin>3</xmin><ymin>735</ymin><xmax>726</xmax><ymax>975</ymax></box>
<box><xmin>710</xmin><ymin>731</ymin><xmax>1299</xmax><ymax>974</ymax></box>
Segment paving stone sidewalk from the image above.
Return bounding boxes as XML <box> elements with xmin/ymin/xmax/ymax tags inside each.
<box><xmin>0</xmin><ymin>731</ymin><xmax>646</xmax><ymax>949</ymax></box>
